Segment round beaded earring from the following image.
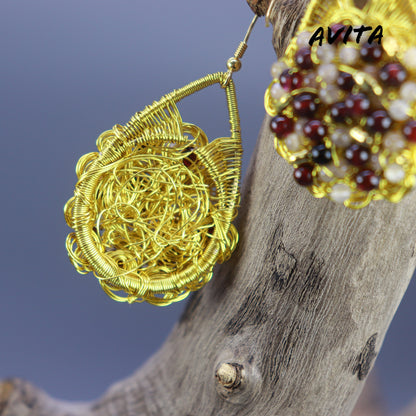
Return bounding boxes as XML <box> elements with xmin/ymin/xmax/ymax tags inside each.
<box><xmin>265</xmin><ymin>0</ymin><xmax>416</xmax><ymax>208</ymax></box>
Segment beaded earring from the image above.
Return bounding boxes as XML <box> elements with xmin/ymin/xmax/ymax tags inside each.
<box><xmin>64</xmin><ymin>16</ymin><xmax>258</xmax><ymax>306</ymax></box>
<box><xmin>265</xmin><ymin>0</ymin><xmax>416</xmax><ymax>208</ymax></box>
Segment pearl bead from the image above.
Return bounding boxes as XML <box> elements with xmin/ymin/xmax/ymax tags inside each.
<box><xmin>295</xmin><ymin>118</ymin><xmax>307</xmax><ymax>134</ymax></box>
<box><xmin>388</xmin><ymin>99</ymin><xmax>410</xmax><ymax>121</ymax></box>
<box><xmin>403</xmin><ymin>47</ymin><xmax>416</xmax><ymax>70</ymax></box>
<box><xmin>385</xmin><ymin>163</ymin><xmax>405</xmax><ymax>183</ymax></box>
<box><xmin>331</xmin><ymin>128</ymin><xmax>351</xmax><ymax>148</ymax></box>
<box><xmin>363</xmin><ymin>65</ymin><xmax>378</xmax><ymax>78</ymax></box>
<box><xmin>270</xmin><ymin>61</ymin><xmax>288</xmax><ymax>79</ymax></box>
<box><xmin>285</xmin><ymin>132</ymin><xmax>304</xmax><ymax>151</ymax></box>
<box><xmin>371</xmin><ymin>154</ymin><xmax>381</xmax><ymax>171</ymax></box>
<box><xmin>296</xmin><ymin>31</ymin><xmax>312</xmax><ymax>49</ymax></box>
<box><xmin>318</xmin><ymin>168</ymin><xmax>333</xmax><ymax>182</ymax></box>
<box><xmin>383</xmin><ymin>131</ymin><xmax>406</xmax><ymax>151</ymax></box>
<box><xmin>330</xmin><ymin>161</ymin><xmax>349</xmax><ymax>178</ymax></box>
<box><xmin>319</xmin><ymin>85</ymin><xmax>341</xmax><ymax>104</ymax></box>
<box><xmin>317</xmin><ymin>63</ymin><xmax>338</xmax><ymax>84</ymax></box>
<box><xmin>339</xmin><ymin>47</ymin><xmax>359</xmax><ymax>65</ymax></box>
<box><xmin>270</xmin><ymin>83</ymin><xmax>286</xmax><ymax>100</ymax></box>
<box><xmin>330</xmin><ymin>183</ymin><xmax>351</xmax><ymax>203</ymax></box>
<box><xmin>303</xmin><ymin>72</ymin><xmax>319</xmax><ymax>89</ymax></box>
<box><xmin>317</xmin><ymin>44</ymin><xmax>336</xmax><ymax>63</ymax></box>
<box><xmin>400</xmin><ymin>81</ymin><xmax>416</xmax><ymax>103</ymax></box>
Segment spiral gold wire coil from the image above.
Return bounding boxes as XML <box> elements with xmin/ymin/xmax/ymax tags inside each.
<box><xmin>64</xmin><ymin>72</ymin><xmax>242</xmax><ymax>305</ymax></box>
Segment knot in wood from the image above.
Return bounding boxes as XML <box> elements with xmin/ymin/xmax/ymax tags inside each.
<box><xmin>215</xmin><ymin>363</ymin><xmax>244</xmax><ymax>390</ymax></box>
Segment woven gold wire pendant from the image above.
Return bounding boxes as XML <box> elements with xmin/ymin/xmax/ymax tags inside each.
<box><xmin>64</xmin><ymin>17</ymin><xmax>257</xmax><ymax>306</ymax></box>
<box><xmin>265</xmin><ymin>0</ymin><xmax>416</xmax><ymax>208</ymax></box>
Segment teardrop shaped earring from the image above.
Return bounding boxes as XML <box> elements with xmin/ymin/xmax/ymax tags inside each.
<box><xmin>64</xmin><ymin>15</ymin><xmax>258</xmax><ymax>306</ymax></box>
<box><xmin>265</xmin><ymin>0</ymin><xmax>416</xmax><ymax>209</ymax></box>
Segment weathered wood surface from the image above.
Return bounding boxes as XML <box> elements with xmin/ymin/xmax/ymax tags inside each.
<box><xmin>1</xmin><ymin>0</ymin><xmax>415</xmax><ymax>415</ymax></box>
<box><xmin>246</xmin><ymin>0</ymin><xmax>272</xmax><ymax>16</ymax></box>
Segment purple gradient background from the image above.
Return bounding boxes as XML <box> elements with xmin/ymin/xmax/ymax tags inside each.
<box><xmin>0</xmin><ymin>0</ymin><xmax>414</xmax><ymax>413</ymax></box>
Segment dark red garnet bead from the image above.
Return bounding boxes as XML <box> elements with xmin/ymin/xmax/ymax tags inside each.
<box><xmin>379</xmin><ymin>63</ymin><xmax>407</xmax><ymax>87</ymax></box>
<box><xmin>293</xmin><ymin>93</ymin><xmax>319</xmax><ymax>117</ymax></box>
<box><xmin>295</xmin><ymin>47</ymin><xmax>314</xmax><ymax>70</ymax></box>
<box><xmin>328</xmin><ymin>23</ymin><xmax>351</xmax><ymax>44</ymax></box>
<box><xmin>345</xmin><ymin>93</ymin><xmax>371</xmax><ymax>116</ymax></box>
<box><xmin>311</xmin><ymin>143</ymin><xmax>332</xmax><ymax>165</ymax></box>
<box><xmin>345</xmin><ymin>144</ymin><xmax>370</xmax><ymax>166</ymax></box>
<box><xmin>360</xmin><ymin>42</ymin><xmax>383</xmax><ymax>63</ymax></box>
<box><xmin>403</xmin><ymin>120</ymin><xmax>416</xmax><ymax>142</ymax></box>
<box><xmin>337</xmin><ymin>72</ymin><xmax>355</xmax><ymax>91</ymax></box>
<box><xmin>366</xmin><ymin>110</ymin><xmax>392</xmax><ymax>133</ymax></box>
<box><xmin>270</xmin><ymin>115</ymin><xmax>294</xmax><ymax>137</ymax></box>
<box><xmin>293</xmin><ymin>164</ymin><xmax>314</xmax><ymax>186</ymax></box>
<box><xmin>330</xmin><ymin>102</ymin><xmax>350</xmax><ymax>123</ymax></box>
<box><xmin>279</xmin><ymin>69</ymin><xmax>303</xmax><ymax>91</ymax></box>
<box><xmin>303</xmin><ymin>120</ymin><xmax>327</xmax><ymax>142</ymax></box>
<box><xmin>356</xmin><ymin>169</ymin><xmax>380</xmax><ymax>191</ymax></box>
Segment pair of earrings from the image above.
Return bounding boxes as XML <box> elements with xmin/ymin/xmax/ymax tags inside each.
<box><xmin>65</xmin><ymin>0</ymin><xmax>416</xmax><ymax>305</ymax></box>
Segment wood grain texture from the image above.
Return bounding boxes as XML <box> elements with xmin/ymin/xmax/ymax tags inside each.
<box><xmin>246</xmin><ymin>0</ymin><xmax>272</xmax><ymax>16</ymax></box>
<box><xmin>1</xmin><ymin>1</ymin><xmax>415</xmax><ymax>415</ymax></box>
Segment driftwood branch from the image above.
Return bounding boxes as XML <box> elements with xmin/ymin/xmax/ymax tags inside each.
<box><xmin>1</xmin><ymin>1</ymin><xmax>415</xmax><ymax>415</ymax></box>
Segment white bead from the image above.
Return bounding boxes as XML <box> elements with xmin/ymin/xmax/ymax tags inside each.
<box><xmin>400</xmin><ymin>81</ymin><xmax>416</xmax><ymax>103</ymax></box>
<box><xmin>270</xmin><ymin>83</ymin><xmax>286</xmax><ymax>100</ymax></box>
<box><xmin>403</xmin><ymin>47</ymin><xmax>416</xmax><ymax>70</ymax></box>
<box><xmin>319</xmin><ymin>84</ymin><xmax>341</xmax><ymax>104</ymax></box>
<box><xmin>371</xmin><ymin>154</ymin><xmax>381</xmax><ymax>171</ymax></box>
<box><xmin>388</xmin><ymin>99</ymin><xmax>410</xmax><ymax>121</ymax></box>
<box><xmin>295</xmin><ymin>118</ymin><xmax>307</xmax><ymax>134</ymax></box>
<box><xmin>285</xmin><ymin>133</ymin><xmax>304</xmax><ymax>151</ymax></box>
<box><xmin>271</xmin><ymin>61</ymin><xmax>288</xmax><ymax>79</ymax></box>
<box><xmin>338</xmin><ymin>47</ymin><xmax>359</xmax><ymax>65</ymax></box>
<box><xmin>317</xmin><ymin>44</ymin><xmax>336</xmax><ymax>63</ymax></box>
<box><xmin>383</xmin><ymin>131</ymin><xmax>406</xmax><ymax>152</ymax></box>
<box><xmin>318</xmin><ymin>168</ymin><xmax>333</xmax><ymax>182</ymax></box>
<box><xmin>330</xmin><ymin>161</ymin><xmax>350</xmax><ymax>178</ymax></box>
<box><xmin>385</xmin><ymin>164</ymin><xmax>405</xmax><ymax>183</ymax></box>
<box><xmin>317</xmin><ymin>63</ymin><xmax>338</xmax><ymax>84</ymax></box>
<box><xmin>296</xmin><ymin>31</ymin><xmax>311</xmax><ymax>49</ymax></box>
<box><xmin>362</xmin><ymin>65</ymin><xmax>378</xmax><ymax>78</ymax></box>
<box><xmin>330</xmin><ymin>183</ymin><xmax>351</xmax><ymax>203</ymax></box>
<box><xmin>331</xmin><ymin>128</ymin><xmax>351</xmax><ymax>148</ymax></box>
<box><xmin>303</xmin><ymin>72</ymin><xmax>319</xmax><ymax>88</ymax></box>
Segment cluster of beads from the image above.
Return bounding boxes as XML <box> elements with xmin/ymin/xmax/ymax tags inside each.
<box><xmin>266</xmin><ymin>24</ymin><xmax>416</xmax><ymax>207</ymax></box>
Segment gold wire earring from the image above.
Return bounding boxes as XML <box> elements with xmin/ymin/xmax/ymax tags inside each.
<box><xmin>64</xmin><ymin>16</ymin><xmax>258</xmax><ymax>306</ymax></box>
<box><xmin>265</xmin><ymin>0</ymin><xmax>416</xmax><ymax>208</ymax></box>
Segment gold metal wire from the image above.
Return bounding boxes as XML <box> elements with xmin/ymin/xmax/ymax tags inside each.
<box><xmin>265</xmin><ymin>0</ymin><xmax>416</xmax><ymax>208</ymax></box>
<box><xmin>64</xmin><ymin>72</ymin><xmax>242</xmax><ymax>305</ymax></box>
